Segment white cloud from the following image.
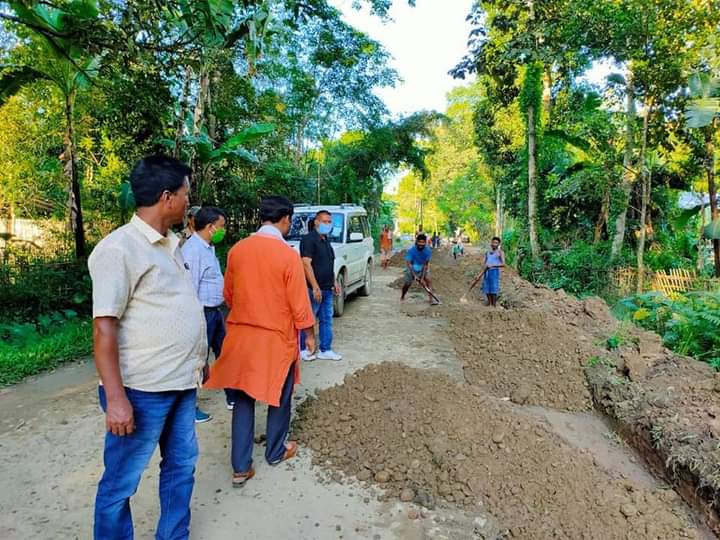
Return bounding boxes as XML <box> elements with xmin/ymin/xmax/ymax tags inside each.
<box><xmin>330</xmin><ymin>0</ymin><xmax>476</xmax><ymax>116</ymax></box>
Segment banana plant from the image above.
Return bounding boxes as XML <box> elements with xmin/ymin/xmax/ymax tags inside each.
<box><xmin>685</xmin><ymin>72</ymin><xmax>720</xmax><ymax>275</ymax></box>
<box><xmin>160</xmin><ymin>121</ymin><xmax>275</xmax><ymax>200</ymax></box>
<box><xmin>0</xmin><ymin>0</ymin><xmax>102</xmax><ymax>259</ymax></box>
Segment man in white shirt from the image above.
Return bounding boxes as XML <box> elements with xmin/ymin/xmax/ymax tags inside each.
<box><xmin>89</xmin><ymin>155</ymin><xmax>206</xmax><ymax>540</ymax></box>
<box><xmin>181</xmin><ymin>206</ymin><xmax>234</xmax><ymax>419</ymax></box>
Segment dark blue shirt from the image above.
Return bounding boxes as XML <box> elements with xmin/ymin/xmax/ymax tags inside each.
<box><xmin>405</xmin><ymin>245</ymin><xmax>432</xmax><ymax>272</ymax></box>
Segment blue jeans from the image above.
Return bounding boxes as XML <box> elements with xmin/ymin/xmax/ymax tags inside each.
<box><xmin>227</xmin><ymin>362</ymin><xmax>295</xmax><ymax>472</ymax></box>
<box><xmin>299</xmin><ymin>288</ymin><xmax>334</xmax><ymax>352</ymax></box>
<box><xmin>204</xmin><ymin>307</ymin><xmax>232</xmax><ymax>404</ymax></box>
<box><xmin>94</xmin><ymin>386</ymin><xmax>198</xmax><ymax>540</ymax></box>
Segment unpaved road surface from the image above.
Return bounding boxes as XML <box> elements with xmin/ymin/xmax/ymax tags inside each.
<box><xmin>1</xmin><ymin>267</ymin><xmax>470</xmax><ymax>540</ymax></box>
<box><xmin>0</xmin><ymin>256</ymin><xmax>715</xmax><ymax>539</ymax></box>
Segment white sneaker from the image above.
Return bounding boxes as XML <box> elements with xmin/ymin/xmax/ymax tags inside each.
<box><xmin>301</xmin><ymin>349</ymin><xmax>317</xmax><ymax>362</ymax></box>
<box><xmin>317</xmin><ymin>350</ymin><xmax>343</xmax><ymax>361</ymax></box>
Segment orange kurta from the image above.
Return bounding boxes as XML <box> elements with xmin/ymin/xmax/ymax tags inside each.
<box><xmin>204</xmin><ymin>232</ymin><xmax>314</xmax><ymax>406</ymax></box>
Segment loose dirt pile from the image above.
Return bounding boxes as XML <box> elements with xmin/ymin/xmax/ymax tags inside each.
<box><xmin>448</xmin><ymin>307</ymin><xmax>596</xmax><ymax>411</ymax></box>
<box><xmin>376</xmin><ymin>250</ymin><xmax>720</xmax><ymax>533</ymax></box>
<box><xmin>388</xmin><ymin>249</ymin><xmax>407</xmax><ymax>267</ymax></box>
<box><xmin>295</xmin><ymin>363</ymin><xmax>701</xmax><ymax>539</ymax></box>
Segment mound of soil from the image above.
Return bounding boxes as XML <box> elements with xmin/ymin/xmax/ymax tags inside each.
<box><xmin>447</xmin><ymin>308</ymin><xmax>596</xmax><ymax>411</ymax></box>
<box><xmin>294</xmin><ymin>363</ymin><xmax>701</xmax><ymax>539</ymax></box>
<box><xmin>388</xmin><ymin>249</ymin><xmax>407</xmax><ymax>267</ymax></box>
<box><xmin>499</xmin><ymin>270</ymin><xmax>619</xmax><ymax>338</ymax></box>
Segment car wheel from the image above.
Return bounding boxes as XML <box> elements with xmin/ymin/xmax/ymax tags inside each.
<box><xmin>358</xmin><ymin>263</ymin><xmax>372</xmax><ymax>297</ymax></box>
<box><xmin>333</xmin><ymin>272</ymin><xmax>345</xmax><ymax>317</ymax></box>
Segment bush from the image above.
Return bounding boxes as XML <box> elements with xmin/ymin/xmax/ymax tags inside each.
<box><xmin>614</xmin><ymin>291</ymin><xmax>720</xmax><ymax>371</ymax></box>
<box><xmin>517</xmin><ymin>240</ymin><xmax>619</xmax><ymax>296</ymax></box>
<box><xmin>0</xmin><ymin>246</ymin><xmax>91</xmax><ymax>320</ymax></box>
<box><xmin>0</xmin><ymin>317</ymin><xmax>93</xmax><ymax>385</ymax></box>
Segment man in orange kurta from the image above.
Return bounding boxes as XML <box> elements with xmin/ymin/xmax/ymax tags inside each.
<box><xmin>204</xmin><ymin>196</ymin><xmax>315</xmax><ymax>487</ymax></box>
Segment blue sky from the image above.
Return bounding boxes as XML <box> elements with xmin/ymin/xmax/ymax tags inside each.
<box><xmin>330</xmin><ymin>0</ymin><xmax>476</xmax><ymax>116</ymax></box>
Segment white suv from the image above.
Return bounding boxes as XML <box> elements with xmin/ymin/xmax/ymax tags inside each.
<box><xmin>287</xmin><ymin>204</ymin><xmax>374</xmax><ymax>317</ymax></box>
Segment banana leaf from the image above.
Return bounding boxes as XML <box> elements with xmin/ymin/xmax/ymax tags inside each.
<box><xmin>703</xmin><ymin>219</ymin><xmax>720</xmax><ymax>240</ymax></box>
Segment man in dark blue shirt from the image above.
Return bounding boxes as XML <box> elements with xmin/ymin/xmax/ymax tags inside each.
<box><xmin>401</xmin><ymin>233</ymin><xmax>438</xmax><ymax>305</ymax></box>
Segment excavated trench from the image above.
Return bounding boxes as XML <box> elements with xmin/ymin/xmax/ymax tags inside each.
<box><xmin>294</xmin><ymin>249</ymin><xmax>719</xmax><ymax>538</ymax></box>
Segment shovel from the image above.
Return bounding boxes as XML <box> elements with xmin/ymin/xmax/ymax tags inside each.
<box><xmin>460</xmin><ymin>267</ymin><xmax>487</xmax><ymax>304</ymax></box>
<box><xmin>415</xmin><ymin>277</ymin><xmax>442</xmax><ymax>305</ymax></box>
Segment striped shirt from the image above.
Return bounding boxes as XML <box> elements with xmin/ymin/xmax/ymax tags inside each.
<box><xmin>181</xmin><ymin>233</ymin><xmax>225</xmax><ymax>308</ymax></box>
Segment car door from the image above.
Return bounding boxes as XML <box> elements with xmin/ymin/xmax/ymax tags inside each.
<box><xmin>359</xmin><ymin>215</ymin><xmax>374</xmax><ymax>263</ymax></box>
<box><xmin>346</xmin><ymin>214</ymin><xmax>365</xmax><ymax>284</ymax></box>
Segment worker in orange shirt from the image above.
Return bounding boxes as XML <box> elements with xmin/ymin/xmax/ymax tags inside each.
<box><xmin>379</xmin><ymin>224</ymin><xmax>393</xmax><ymax>270</ymax></box>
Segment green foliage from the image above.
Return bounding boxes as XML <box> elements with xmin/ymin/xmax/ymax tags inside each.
<box><xmin>615</xmin><ymin>291</ymin><xmax>720</xmax><ymax>370</ymax></box>
<box><xmin>519</xmin><ymin>63</ymin><xmax>543</xmax><ymax>120</ymax></box>
<box><xmin>0</xmin><ymin>246</ymin><xmax>91</xmax><ymax>320</ymax></box>
<box><xmin>0</xmin><ymin>317</ymin><xmax>92</xmax><ymax>385</ymax></box>
<box><xmin>587</xmin><ymin>355</ymin><xmax>614</xmax><ymax>369</ymax></box>
<box><xmin>518</xmin><ymin>241</ymin><xmax>620</xmax><ymax>296</ymax></box>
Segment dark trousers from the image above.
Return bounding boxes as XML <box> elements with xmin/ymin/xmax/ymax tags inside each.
<box><xmin>228</xmin><ymin>362</ymin><xmax>295</xmax><ymax>473</ymax></box>
<box><xmin>94</xmin><ymin>387</ymin><xmax>198</xmax><ymax>540</ymax></box>
<box><xmin>204</xmin><ymin>307</ymin><xmax>232</xmax><ymax>404</ymax></box>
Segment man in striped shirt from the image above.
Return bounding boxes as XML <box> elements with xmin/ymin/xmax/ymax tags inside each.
<box><xmin>181</xmin><ymin>206</ymin><xmax>233</xmax><ymax>422</ymax></box>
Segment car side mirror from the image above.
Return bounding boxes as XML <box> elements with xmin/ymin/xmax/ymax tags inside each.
<box><xmin>349</xmin><ymin>232</ymin><xmax>363</xmax><ymax>242</ymax></box>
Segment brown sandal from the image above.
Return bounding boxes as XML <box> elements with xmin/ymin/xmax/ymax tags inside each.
<box><xmin>269</xmin><ymin>441</ymin><xmax>297</xmax><ymax>466</ymax></box>
<box><xmin>232</xmin><ymin>468</ymin><xmax>255</xmax><ymax>488</ymax></box>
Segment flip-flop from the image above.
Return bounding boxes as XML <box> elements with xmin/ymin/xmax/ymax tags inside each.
<box><xmin>232</xmin><ymin>468</ymin><xmax>255</xmax><ymax>488</ymax></box>
<box><xmin>269</xmin><ymin>441</ymin><xmax>298</xmax><ymax>466</ymax></box>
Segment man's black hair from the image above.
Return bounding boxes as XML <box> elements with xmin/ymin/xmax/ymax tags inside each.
<box><xmin>314</xmin><ymin>209</ymin><xmax>331</xmax><ymax>220</ymax></box>
<box><xmin>195</xmin><ymin>206</ymin><xmax>227</xmax><ymax>231</ymax></box>
<box><xmin>259</xmin><ymin>196</ymin><xmax>294</xmax><ymax>223</ymax></box>
<box><xmin>130</xmin><ymin>155</ymin><xmax>191</xmax><ymax>208</ymax></box>
<box><xmin>416</xmin><ymin>233</ymin><xmax>427</xmax><ymax>242</ymax></box>
<box><xmin>492</xmin><ymin>236</ymin><xmax>502</xmax><ymax>243</ymax></box>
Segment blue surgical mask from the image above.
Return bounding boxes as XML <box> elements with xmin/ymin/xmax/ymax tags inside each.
<box><xmin>318</xmin><ymin>223</ymin><xmax>333</xmax><ymax>235</ymax></box>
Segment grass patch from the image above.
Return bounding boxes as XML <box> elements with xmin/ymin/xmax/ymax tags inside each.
<box><xmin>0</xmin><ymin>318</ymin><xmax>93</xmax><ymax>385</ymax></box>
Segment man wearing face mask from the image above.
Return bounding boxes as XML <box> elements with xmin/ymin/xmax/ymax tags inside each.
<box><xmin>181</xmin><ymin>206</ymin><xmax>233</xmax><ymax>421</ymax></box>
<box><xmin>299</xmin><ymin>210</ymin><xmax>343</xmax><ymax>361</ymax></box>
<box><xmin>401</xmin><ymin>233</ymin><xmax>438</xmax><ymax>305</ymax></box>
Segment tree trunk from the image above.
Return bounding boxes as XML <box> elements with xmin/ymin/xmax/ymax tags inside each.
<box><xmin>192</xmin><ymin>69</ymin><xmax>209</xmax><ymax>137</ymax></box>
<box><xmin>207</xmin><ymin>70</ymin><xmax>219</xmax><ymax>141</ymax></box>
<box><xmin>495</xmin><ymin>188</ymin><xmax>505</xmax><ymax>237</ymax></box>
<box><xmin>542</xmin><ymin>68</ymin><xmax>552</xmax><ymax>122</ymax></box>
<box><xmin>527</xmin><ymin>103</ymin><xmax>540</xmax><ymax>259</ymax></box>
<box><xmin>191</xmin><ymin>68</ymin><xmax>210</xmax><ymax>202</ymax></box>
<box><xmin>636</xmin><ymin>171</ymin><xmax>651</xmax><ymax>293</ymax></box>
<box><xmin>594</xmin><ymin>184</ymin><xmax>611</xmax><ymax>244</ymax></box>
<box><xmin>698</xmin><ymin>193</ymin><xmax>706</xmax><ymax>272</ymax></box>
<box><xmin>636</xmin><ymin>100</ymin><xmax>651</xmax><ymax>293</ymax></box>
<box><xmin>705</xmin><ymin>126</ymin><xmax>720</xmax><ymax>277</ymax></box>
<box><xmin>174</xmin><ymin>66</ymin><xmax>193</xmax><ymax>158</ymax></box>
<box><xmin>611</xmin><ymin>70</ymin><xmax>636</xmax><ymax>260</ymax></box>
<box><xmin>64</xmin><ymin>91</ymin><xmax>85</xmax><ymax>259</ymax></box>
<box><xmin>706</xmin><ymin>128</ymin><xmax>720</xmax><ymax>277</ymax></box>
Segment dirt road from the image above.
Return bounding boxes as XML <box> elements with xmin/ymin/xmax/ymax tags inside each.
<box><xmin>0</xmin><ymin>257</ymin><xmax>715</xmax><ymax>539</ymax></box>
<box><xmin>0</xmin><ymin>266</ymin><xmax>474</xmax><ymax>540</ymax></box>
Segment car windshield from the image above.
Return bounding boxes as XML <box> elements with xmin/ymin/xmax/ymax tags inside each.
<box><xmin>287</xmin><ymin>212</ymin><xmax>344</xmax><ymax>243</ymax></box>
